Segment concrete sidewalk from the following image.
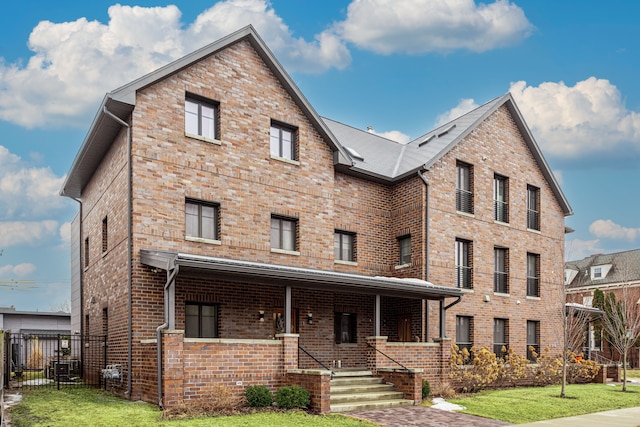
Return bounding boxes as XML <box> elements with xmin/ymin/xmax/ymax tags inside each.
<box><xmin>519</xmin><ymin>407</ymin><xmax>640</xmax><ymax>427</ymax></box>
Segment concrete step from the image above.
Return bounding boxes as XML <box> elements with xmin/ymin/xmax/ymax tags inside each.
<box><xmin>330</xmin><ymin>376</ymin><xmax>385</xmax><ymax>387</ymax></box>
<box><xmin>330</xmin><ymin>398</ymin><xmax>415</xmax><ymax>413</ymax></box>
<box><xmin>331</xmin><ymin>369</ymin><xmax>372</xmax><ymax>377</ymax></box>
<box><xmin>331</xmin><ymin>383</ymin><xmax>396</xmax><ymax>395</ymax></box>
<box><xmin>331</xmin><ymin>390</ymin><xmax>405</xmax><ymax>404</ymax></box>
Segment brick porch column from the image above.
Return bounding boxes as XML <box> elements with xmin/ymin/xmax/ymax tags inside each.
<box><xmin>366</xmin><ymin>336</ymin><xmax>388</xmax><ymax>374</ymax></box>
<box><xmin>276</xmin><ymin>333</ymin><xmax>299</xmax><ymax>372</ymax></box>
<box><xmin>432</xmin><ymin>337</ymin><xmax>452</xmax><ymax>382</ymax></box>
<box><xmin>161</xmin><ymin>330</ymin><xmax>184</xmax><ymax>408</ymax></box>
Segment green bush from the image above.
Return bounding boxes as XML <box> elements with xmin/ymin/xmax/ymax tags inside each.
<box><xmin>244</xmin><ymin>385</ymin><xmax>273</xmax><ymax>407</ymax></box>
<box><xmin>275</xmin><ymin>385</ymin><xmax>310</xmax><ymax>409</ymax></box>
<box><xmin>422</xmin><ymin>380</ymin><xmax>431</xmax><ymax>398</ymax></box>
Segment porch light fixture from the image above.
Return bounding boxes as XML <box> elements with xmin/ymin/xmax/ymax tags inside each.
<box><xmin>259</xmin><ymin>310</ymin><xmax>264</xmax><ymax>322</ymax></box>
<box><xmin>307</xmin><ymin>313</ymin><xmax>313</xmax><ymax>324</ymax></box>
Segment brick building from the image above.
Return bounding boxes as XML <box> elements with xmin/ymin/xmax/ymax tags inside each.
<box><xmin>565</xmin><ymin>249</ymin><xmax>640</xmax><ymax>367</ymax></box>
<box><xmin>60</xmin><ymin>26</ymin><xmax>572</xmax><ymax>412</ymax></box>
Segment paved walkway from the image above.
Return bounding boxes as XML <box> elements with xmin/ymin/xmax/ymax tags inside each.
<box><xmin>346</xmin><ymin>406</ymin><xmax>640</xmax><ymax>427</ymax></box>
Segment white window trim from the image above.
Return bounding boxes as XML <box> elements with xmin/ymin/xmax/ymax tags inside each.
<box><xmin>270</xmin><ymin>154</ymin><xmax>300</xmax><ymax>166</ymax></box>
<box><xmin>186</xmin><ymin>236</ymin><xmax>222</xmax><ymax>245</ymax></box>
<box><xmin>270</xmin><ymin>248</ymin><xmax>300</xmax><ymax>256</ymax></box>
<box><xmin>335</xmin><ymin>260</ymin><xmax>358</xmax><ymax>266</ymax></box>
<box><xmin>185</xmin><ymin>132</ymin><xmax>222</xmax><ymax>145</ymax></box>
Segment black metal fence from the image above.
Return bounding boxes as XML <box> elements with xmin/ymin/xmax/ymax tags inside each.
<box><xmin>3</xmin><ymin>333</ymin><xmax>107</xmax><ymax>391</ymax></box>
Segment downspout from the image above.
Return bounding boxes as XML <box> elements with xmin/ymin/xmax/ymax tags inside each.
<box><xmin>157</xmin><ymin>264</ymin><xmax>179</xmax><ymax>409</ymax></box>
<box><xmin>70</xmin><ymin>197</ymin><xmax>83</xmax><ymax>362</ymax></box>
<box><xmin>418</xmin><ymin>169</ymin><xmax>430</xmax><ymax>341</ymax></box>
<box><xmin>102</xmin><ymin>106</ymin><xmax>133</xmax><ymax>397</ymax></box>
<box><xmin>440</xmin><ymin>296</ymin><xmax>462</xmax><ymax>338</ymax></box>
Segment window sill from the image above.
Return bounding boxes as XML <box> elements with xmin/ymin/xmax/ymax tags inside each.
<box><xmin>185</xmin><ymin>132</ymin><xmax>222</xmax><ymax>145</ymax></box>
<box><xmin>271</xmin><ymin>248</ymin><xmax>300</xmax><ymax>256</ymax></box>
<box><xmin>527</xmin><ymin>228</ymin><xmax>541</xmax><ymax>234</ymax></box>
<box><xmin>336</xmin><ymin>343</ymin><xmax>358</xmax><ymax>347</ymax></box>
<box><xmin>494</xmin><ymin>220</ymin><xmax>510</xmax><ymax>226</ymax></box>
<box><xmin>526</xmin><ymin>296</ymin><xmax>541</xmax><ymax>301</ymax></box>
<box><xmin>456</xmin><ymin>211</ymin><xmax>475</xmax><ymax>218</ymax></box>
<box><xmin>459</xmin><ymin>288</ymin><xmax>474</xmax><ymax>293</ymax></box>
<box><xmin>270</xmin><ymin>155</ymin><xmax>300</xmax><ymax>166</ymax></box>
<box><xmin>335</xmin><ymin>260</ymin><xmax>358</xmax><ymax>266</ymax></box>
<box><xmin>394</xmin><ymin>263</ymin><xmax>411</xmax><ymax>270</ymax></box>
<box><xmin>493</xmin><ymin>292</ymin><xmax>510</xmax><ymax>298</ymax></box>
<box><xmin>186</xmin><ymin>236</ymin><xmax>222</xmax><ymax>245</ymax></box>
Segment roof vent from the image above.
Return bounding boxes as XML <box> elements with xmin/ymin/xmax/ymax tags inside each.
<box><xmin>437</xmin><ymin>124</ymin><xmax>456</xmax><ymax>138</ymax></box>
<box><xmin>367</xmin><ymin>126</ymin><xmax>374</xmax><ymax>133</ymax></box>
<box><xmin>344</xmin><ymin>146</ymin><xmax>365</xmax><ymax>161</ymax></box>
<box><xmin>418</xmin><ymin>135</ymin><xmax>436</xmax><ymax>147</ymax></box>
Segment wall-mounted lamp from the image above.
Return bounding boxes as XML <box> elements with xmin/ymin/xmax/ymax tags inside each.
<box><xmin>259</xmin><ymin>310</ymin><xmax>265</xmax><ymax>322</ymax></box>
<box><xmin>483</xmin><ymin>295</ymin><xmax>490</xmax><ymax>303</ymax></box>
<box><xmin>307</xmin><ymin>313</ymin><xmax>313</xmax><ymax>324</ymax></box>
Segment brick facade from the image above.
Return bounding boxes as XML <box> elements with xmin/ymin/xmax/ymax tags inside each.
<box><xmin>67</xmin><ymin>28</ymin><xmax>569</xmax><ymax>410</ymax></box>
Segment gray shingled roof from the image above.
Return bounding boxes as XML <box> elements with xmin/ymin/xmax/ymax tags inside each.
<box><xmin>565</xmin><ymin>249</ymin><xmax>640</xmax><ymax>289</ymax></box>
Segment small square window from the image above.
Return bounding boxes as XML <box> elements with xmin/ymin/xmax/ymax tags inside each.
<box><xmin>271</xmin><ymin>216</ymin><xmax>297</xmax><ymax>251</ymax></box>
<box><xmin>185</xmin><ymin>96</ymin><xmax>219</xmax><ymax>140</ymax></box>
<box><xmin>334</xmin><ymin>231</ymin><xmax>355</xmax><ymax>262</ymax></box>
<box><xmin>185</xmin><ymin>303</ymin><xmax>218</xmax><ymax>338</ymax></box>
<box><xmin>270</xmin><ymin>121</ymin><xmax>297</xmax><ymax>160</ymax></box>
<box><xmin>398</xmin><ymin>235</ymin><xmax>411</xmax><ymax>265</ymax></box>
<box><xmin>186</xmin><ymin>199</ymin><xmax>219</xmax><ymax>241</ymax></box>
<box><xmin>335</xmin><ymin>312</ymin><xmax>357</xmax><ymax>344</ymax></box>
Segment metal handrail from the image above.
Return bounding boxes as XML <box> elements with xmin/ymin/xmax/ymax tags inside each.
<box><xmin>298</xmin><ymin>345</ymin><xmax>335</xmax><ymax>376</ymax></box>
<box><xmin>366</xmin><ymin>342</ymin><xmax>410</xmax><ymax>372</ymax></box>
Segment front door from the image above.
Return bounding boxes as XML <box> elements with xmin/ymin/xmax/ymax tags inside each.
<box><xmin>397</xmin><ymin>314</ymin><xmax>412</xmax><ymax>342</ymax></box>
<box><xmin>273</xmin><ymin>308</ymin><xmax>298</xmax><ymax>335</ymax></box>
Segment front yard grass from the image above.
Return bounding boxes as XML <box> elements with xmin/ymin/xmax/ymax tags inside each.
<box><xmin>8</xmin><ymin>388</ymin><xmax>374</xmax><ymax>427</ymax></box>
<box><xmin>448</xmin><ymin>383</ymin><xmax>640</xmax><ymax>424</ymax></box>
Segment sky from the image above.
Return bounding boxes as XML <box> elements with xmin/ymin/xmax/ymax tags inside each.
<box><xmin>1</xmin><ymin>0</ymin><xmax>640</xmax><ymax>312</ymax></box>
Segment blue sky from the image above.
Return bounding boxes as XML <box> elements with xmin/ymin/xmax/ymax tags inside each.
<box><xmin>1</xmin><ymin>0</ymin><xmax>640</xmax><ymax>311</ymax></box>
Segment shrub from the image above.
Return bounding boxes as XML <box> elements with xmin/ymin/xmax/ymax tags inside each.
<box><xmin>430</xmin><ymin>379</ymin><xmax>455</xmax><ymax>399</ymax></box>
<box><xmin>421</xmin><ymin>380</ymin><xmax>431</xmax><ymax>398</ymax></box>
<box><xmin>450</xmin><ymin>345</ymin><xmax>500</xmax><ymax>392</ymax></box>
<box><xmin>567</xmin><ymin>352</ymin><xmax>600</xmax><ymax>384</ymax></box>
<box><xmin>244</xmin><ymin>385</ymin><xmax>272</xmax><ymax>407</ymax></box>
<box><xmin>275</xmin><ymin>385</ymin><xmax>310</xmax><ymax>409</ymax></box>
<box><xmin>163</xmin><ymin>384</ymin><xmax>240</xmax><ymax>419</ymax></box>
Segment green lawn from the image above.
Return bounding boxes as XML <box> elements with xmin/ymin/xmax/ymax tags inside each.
<box><xmin>448</xmin><ymin>383</ymin><xmax>640</xmax><ymax>424</ymax></box>
<box><xmin>8</xmin><ymin>388</ymin><xmax>374</xmax><ymax>427</ymax></box>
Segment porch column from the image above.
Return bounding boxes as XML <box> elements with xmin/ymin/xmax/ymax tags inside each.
<box><xmin>285</xmin><ymin>286</ymin><xmax>292</xmax><ymax>334</ymax></box>
<box><xmin>439</xmin><ymin>299</ymin><xmax>446</xmax><ymax>338</ymax></box>
<box><xmin>374</xmin><ymin>294</ymin><xmax>381</xmax><ymax>336</ymax></box>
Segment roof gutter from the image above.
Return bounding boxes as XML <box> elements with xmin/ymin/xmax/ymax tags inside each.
<box><xmin>102</xmin><ymin>106</ymin><xmax>133</xmax><ymax>398</ymax></box>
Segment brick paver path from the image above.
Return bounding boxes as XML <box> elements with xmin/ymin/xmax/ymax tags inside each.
<box><xmin>346</xmin><ymin>406</ymin><xmax>512</xmax><ymax>427</ymax></box>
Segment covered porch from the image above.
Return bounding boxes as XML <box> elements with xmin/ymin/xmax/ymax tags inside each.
<box><xmin>140</xmin><ymin>249</ymin><xmax>462</xmax><ymax>411</ymax></box>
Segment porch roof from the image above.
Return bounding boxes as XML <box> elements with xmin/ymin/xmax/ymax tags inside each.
<box><xmin>140</xmin><ymin>249</ymin><xmax>463</xmax><ymax>300</ymax></box>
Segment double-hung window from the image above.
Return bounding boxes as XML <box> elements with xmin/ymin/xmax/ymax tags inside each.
<box><xmin>334</xmin><ymin>231</ymin><xmax>355</xmax><ymax>262</ymax></box>
<box><xmin>455</xmin><ymin>238</ymin><xmax>473</xmax><ymax>289</ymax></box>
<box><xmin>399</xmin><ymin>235</ymin><xmax>411</xmax><ymax>265</ymax></box>
<box><xmin>456</xmin><ymin>161</ymin><xmax>473</xmax><ymax>214</ymax></box>
<box><xmin>186</xmin><ymin>199</ymin><xmax>219</xmax><ymax>241</ymax></box>
<box><xmin>526</xmin><ymin>320</ymin><xmax>540</xmax><ymax>361</ymax></box>
<box><xmin>456</xmin><ymin>315</ymin><xmax>473</xmax><ymax>360</ymax></box>
<box><xmin>270</xmin><ymin>121</ymin><xmax>297</xmax><ymax>161</ymax></box>
<box><xmin>527</xmin><ymin>185</ymin><xmax>540</xmax><ymax>230</ymax></box>
<box><xmin>527</xmin><ymin>253</ymin><xmax>540</xmax><ymax>297</ymax></box>
<box><xmin>494</xmin><ymin>247</ymin><xmax>509</xmax><ymax>294</ymax></box>
<box><xmin>185</xmin><ymin>303</ymin><xmax>218</xmax><ymax>338</ymax></box>
<box><xmin>494</xmin><ymin>174</ymin><xmax>509</xmax><ymax>223</ymax></box>
<box><xmin>271</xmin><ymin>216</ymin><xmax>297</xmax><ymax>251</ymax></box>
<box><xmin>185</xmin><ymin>96</ymin><xmax>218</xmax><ymax>140</ymax></box>
<box><xmin>493</xmin><ymin>318</ymin><xmax>508</xmax><ymax>358</ymax></box>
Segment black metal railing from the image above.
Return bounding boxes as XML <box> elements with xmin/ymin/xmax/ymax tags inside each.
<box><xmin>494</xmin><ymin>200</ymin><xmax>508</xmax><ymax>222</ymax></box>
<box><xmin>527</xmin><ymin>344</ymin><xmax>540</xmax><ymax>362</ymax></box>
<box><xmin>494</xmin><ymin>272</ymin><xmax>508</xmax><ymax>293</ymax></box>
<box><xmin>456</xmin><ymin>266</ymin><xmax>473</xmax><ymax>289</ymax></box>
<box><xmin>494</xmin><ymin>344</ymin><xmax>508</xmax><ymax>359</ymax></box>
<box><xmin>298</xmin><ymin>345</ymin><xmax>334</xmax><ymax>376</ymax></box>
<box><xmin>366</xmin><ymin>342</ymin><xmax>410</xmax><ymax>372</ymax></box>
<box><xmin>527</xmin><ymin>277</ymin><xmax>539</xmax><ymax>297</ymax></box>
<box><xmin>456</xmin><ymin>189</ymin><xmax>473</xmax><ymax>214</ymax></box>
<box><xmin>527</xmin><ymin>209</ymin><xmax>540</xmax><ymax>230</ymax></box>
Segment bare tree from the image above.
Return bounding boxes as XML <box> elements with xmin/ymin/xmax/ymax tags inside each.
<box><xmin>560</xmin><ymin>303</ymin><xmax>596</xmax><ymax>397</ymax></box>
<box><xmin>596</xmin><ymin>285</ymin><xmax>640</xmax><ymax>391</ymax></box>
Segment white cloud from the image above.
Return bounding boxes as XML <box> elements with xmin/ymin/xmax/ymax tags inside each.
<box><xmin>589</xmin><ymin>219</ymin><xmax>640</xmax><ymax>241</ymax></box>
<box><xmin>367</xmin><ymin>128</ymin><xmax>411</xmax><ymax>143</ymax></box>
<box><xmin>0</xmin><ymin>263</ymin><xmax>37</xmax><ymax>277</ymax></box>
<box><xmin>0</xmin><ymin>220</ymin><xmax>59</xmax><ymax>247</ymax></box>
<box><xmin>0</xmin><ymin>145</ymin><xmax>67</xmax><ymax>219</ymax></box>
<box><xmin>565</xmin><ymin>238</ymin><xmax>603</xmax><ymax>261</ymax></box>
<box><xmin>336</xmin><ymin>0</ymin><xmax>532</xmax><ymax>55</ymax></box>
<box><xmin>510</xmin><ymin>78</ymin><xmax>640</xmax><ymax>159</ymax></box>
<box><xmin>59</xmin><ymin>222</ymin><xmax>71</xmax><ymax>245</ymax></box>
<box><xmin>435</xmin><ymin>98</ymin><xmax>480</xmax><ymax>127</ymax></box>
<box><xmin>0</xmin><ymin>1</ymin><xmax>351</xmax><ymax>129</ymax></box>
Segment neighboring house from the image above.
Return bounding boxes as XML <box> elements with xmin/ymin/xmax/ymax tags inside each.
<box><xmin>0</xmin><ymin>306</ymin><xmax>71</xmax><ymax>370</ymax></box>
<box><xmin>60</xmin><ymin>26</ymin><xmax>571</xmax><ymax>412</ymax></box>
<box><xmin>565</xmin><ymin>249</ymin><xmax>640</xmax><ymax>367</ymax></box>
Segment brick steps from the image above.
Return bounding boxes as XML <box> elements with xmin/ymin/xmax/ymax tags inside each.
<box><xmin>330</xmin><ymin>370</ymin><xmax>414</xmax><ymax>413</ymax></box>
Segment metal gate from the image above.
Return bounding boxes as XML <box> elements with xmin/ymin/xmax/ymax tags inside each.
<box><xmin>3</xmin><ymin>332</ymin><xmax>106</xmax><ymax>390</ymax></box>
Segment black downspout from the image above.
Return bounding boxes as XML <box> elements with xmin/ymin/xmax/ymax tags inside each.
<box><xmin>418</xmin><ymin>169</ymin><xmax>430</xmax><ymax>341</ymax></box>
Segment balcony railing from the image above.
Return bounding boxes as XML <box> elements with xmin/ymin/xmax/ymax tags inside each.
<box><xmin>494</xmin><ymin>272</ymin><xmax>508</xmax><ymax>294</ymax></box>
<box><xmin>527</xmin><ymin>344</ymin><xmax>540</xmax><ymax>362</ymax></box>
<box><xmin>456</xmin><ymin>189</ymin><xmax>473</xmax><ymax>214</ymax></box>
<box><xmin>527</xmin><ymin>209</ymin><xmax>540</xmax><ymax>230</ymax></box>
<box><xmin>494</xmin><ymin>200</ymin><xmax>509</xmax><ymax>222</ymax></box>
<box><xmin>527</xmin><ymin>277</ymin><xmax>539</xmax><ymax>297</ymax></box>
<box><xmin>494</xmin><ymin>344</ymin><xmax>508</xmax><ymax>359</ymax></box>
<box><xmin>456</xmin><ymin>266</ymin><xmax>473</xmax><ymax>289</ymax></box>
